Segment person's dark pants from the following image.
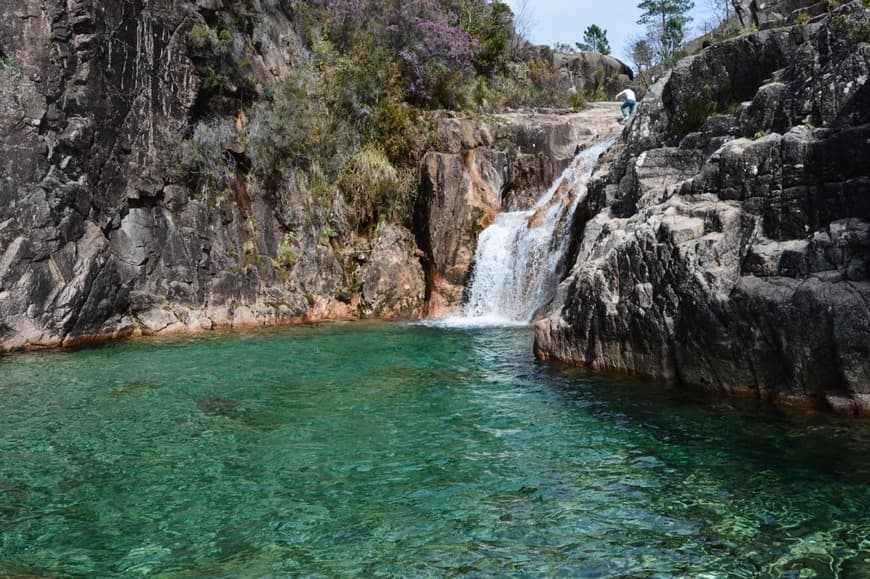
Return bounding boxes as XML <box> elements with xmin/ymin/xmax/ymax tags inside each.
<box><xmin>621</xmin><ymin>99</ymin><xmax>636</xmax><ymax>119</ymax></box>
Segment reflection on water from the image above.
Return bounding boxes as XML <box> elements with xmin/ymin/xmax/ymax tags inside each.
<box><xmin>0</xmin><ymin>323</ymin><xmax>868</xmax><ymax>576</ymax></box>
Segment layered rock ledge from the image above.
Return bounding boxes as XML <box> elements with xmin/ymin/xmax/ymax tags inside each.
<box><xmin>535</xmin><ymin>2</ymin><xmax>870</xmax><ymax>414</ymax></box>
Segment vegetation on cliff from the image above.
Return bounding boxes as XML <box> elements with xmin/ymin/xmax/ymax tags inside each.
<box><xmin>174</xmin><ymin>0</ymin><xmax>607</xmax><ymax>232</ymax></box>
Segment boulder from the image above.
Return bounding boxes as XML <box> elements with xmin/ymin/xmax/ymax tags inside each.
<box><xmin>553</xmin><ymin>51</ymin><xmax>634</xmax><ymax>97</ymax></box>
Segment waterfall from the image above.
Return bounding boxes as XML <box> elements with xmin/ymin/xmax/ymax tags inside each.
<box><xmin>455</xmin><ymin>139</ymin><xmax>614</xmax><ymax>326</ymax></box>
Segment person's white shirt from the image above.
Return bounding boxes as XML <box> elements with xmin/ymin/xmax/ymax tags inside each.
<box><xmin>616</xmin><ymin>89</ymin><xmax>636</xmax><ymax>102</ymax></box>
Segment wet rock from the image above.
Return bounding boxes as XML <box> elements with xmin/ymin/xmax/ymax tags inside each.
<box><xmin>417</xmin><ymin>146</ymin><xmax>504</xmax><ymax>313</ymax></box>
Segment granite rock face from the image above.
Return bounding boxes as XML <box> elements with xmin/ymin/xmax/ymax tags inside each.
<box><xmin>0</xmin><ymin>0</ymin><xmax>425</xmax><ymax>350</ymax></box>
<box><xmin>535</xmin><ymin>2</ymin><xmax>870</xmax><ymax>413</ymax></box>
<box><xmin>1</xmin><ymin>0</ymin><xmax>203</xmax><ymax>348</ymax></box>
<box><xmin>733</xmin><ymin>0</ymin><xmax>828</xmax><ymax>28</ymax></box>
<box><xmin>0</xmin><ymin>0</ymin><xmax>615</xmax><ymax>348</ymax></box>
<box><xmin>360</xmin><ymin>224</ymin><xmax>427</xmax><ymax>319</ymax></box>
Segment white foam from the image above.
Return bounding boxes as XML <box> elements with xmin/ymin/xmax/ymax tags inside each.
<box><xmin>422</xmin><ymin>315</ymin><xmax>530</xmax><ymax>330</ymax></box>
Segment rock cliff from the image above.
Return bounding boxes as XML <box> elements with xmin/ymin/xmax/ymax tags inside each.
<box><xmin>0</xmin><ymin>0</ymin><xmax>360</xmax><ymax>349</ymax></box>
<box><xmin>535</xmin><ymin>1</ymin><xmax>870</xmax><ymax>414</ymax></box>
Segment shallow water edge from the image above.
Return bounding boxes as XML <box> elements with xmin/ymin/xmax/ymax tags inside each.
<box><xmin>4</xmin><ymin>316</ymin><xmax>868</xmax><ymax>419</ymax></box>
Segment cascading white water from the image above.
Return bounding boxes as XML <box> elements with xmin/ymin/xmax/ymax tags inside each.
<box><xmin>458</xmin><ymin>139</ymin><xmax>614</xmax><ymax>326</ymax></box>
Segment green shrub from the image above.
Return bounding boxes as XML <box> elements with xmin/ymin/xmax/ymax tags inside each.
<box><xmin>674</xmin><ymin>98</ymin><xmax>718</xmax><ymax>136</ymax></box>
<box><xmin>318</xmin><ymin>224</ymin><xmax>336</xmax><ymax>244</ymax></box>
<box><xmin>317</xmin><ymin>39</ymin><xmax>435</xmax><ymax>168</ymax></box>
<box><xmin>0</xmin><ymin>57</ymin><xmax>18</xmax><ymax>74</ymax></box>
<box><xmin>187</xmin><ymin>24</ymin><xmax>232</xmax><ymax>54</ymax></box>
<box><xmin>569</xmin><ymin>90</ymin><xmax>587</xmax><ymax>110</ymax></box>
<box><xmin>302</xmin><ymin>163</ymin><xmax>333</xmax><ymax>208</ymax></box>
<box><xmin>337</xmin><ymin>146</ymin><xmax>416</xmax><ymax>231</ymax></box>
<box><xmin>0</xmin><ymin>57</ymin><xmax>20</xmax><ymax>93</ymax></box>
<box><xmin>515</xmin><ymin>58</ymin><xmax>575</xmax><ymax>108</ymax></box>
<box><xmin>468</xmin><ymin>1</ymin><xmax>515</xmax><ymax>75</ymax></box>
<box><xmin>369</xmin><ymin>90</ymin><xmax>432</xmax><ymax>167</ymax></box>
<box><xmin>172</xmin><ymin>117</ymin><xmax>236</xmax><ymax>197</ymax></box>
<box><xmin>276</xmin><ymin>238</ymin><xmax>298</xmax><ymax>269</ymax></box>
<box><xmin>712</xmin><ymin>22</ymin><xmax>744</xmax><ymax>42</ymax></box>
<box><xmin>846</xmin><ymin>16</ymin><xmax>870</xmax><ymax>43</ymax></box>
<box><xmin>186</xmin><ymin>23</ymin><xmax>256</xmax><ymax>114</ymax></box>
<box><xmin>245</xmin><ymin>73</ymin><xmax>351</xmax><ymax>186</ymax></box>
<box><xmin>228</xmin><ymin>238</ymin><xmax>261</xmax><ymax>273</ymax></box>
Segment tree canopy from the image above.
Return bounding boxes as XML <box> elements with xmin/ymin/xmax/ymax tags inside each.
<box><xmin>575</xmin><ymin>24</ymin><xmax>611</xmax><ymax>55</ymax></box>
<box><xmin>637</xmin><ymin>0</ymin><xmax>695</xmax><ymax>28</ymax></box>
<box><xmin>637</xmin><ymin>0</ymin><xmax>694</xmax><ymax>65</ymax></box>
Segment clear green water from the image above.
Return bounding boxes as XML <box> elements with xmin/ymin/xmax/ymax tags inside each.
<box><xmin>0</xmin><ymin>323</ymin><xmax>868</xmax><ymax>577</ymax></box>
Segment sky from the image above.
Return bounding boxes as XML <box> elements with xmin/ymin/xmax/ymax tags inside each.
<box><xmin>504</xmin><ymin>0</ymin><xmax>715</xmax><ymax>64</ymax></box>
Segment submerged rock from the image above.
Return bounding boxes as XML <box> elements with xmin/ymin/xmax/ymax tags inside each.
<box><xmin>197</xmin><ymin>397</ymin><xmax>244</xmax><ymax>419</ymax></box>
<box><xmin>535</xmin><ymin>1</ymin><xmax>870</xmax><ymax>414</ymax></box>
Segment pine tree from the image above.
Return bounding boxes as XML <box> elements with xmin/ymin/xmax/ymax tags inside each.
<box><xmin>630</xmin><ymin>38</ymin><xmax>654</xmax><ymax>84</ymax></box>
<box><xmin>575</xmin><ymin>24</ymin><xmax>611</xmax><ymax>55</ymax></box>
<box><xmin>637</xmin><ymin>0</ymin><xmax>694</xmax><ymax>64</ymax></box>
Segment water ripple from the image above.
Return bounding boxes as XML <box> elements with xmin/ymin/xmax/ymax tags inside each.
<box><xmin>0</xmin><ymin>323</ymin><xmax>868</xmax><ymax>576</ymax></box>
